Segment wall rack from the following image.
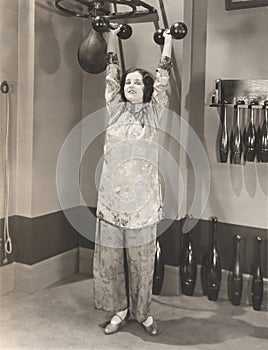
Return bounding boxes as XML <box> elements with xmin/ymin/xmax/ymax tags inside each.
<box><xmin>210</xmin><ymin>79</ymin><xmax>268</xmax><ymax>119</ymax></box>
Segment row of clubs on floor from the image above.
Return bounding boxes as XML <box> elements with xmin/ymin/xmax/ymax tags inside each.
<box><xmin>153</xmin><ymin>216</ymin><xmax>265</xmax><ymax>311</ymax></box>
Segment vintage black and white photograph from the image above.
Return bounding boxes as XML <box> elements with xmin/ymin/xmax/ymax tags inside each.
<box><xmin>0</xmin><ymin>1</ymin><xmax>267</xmax><ymax>349</ymax></box>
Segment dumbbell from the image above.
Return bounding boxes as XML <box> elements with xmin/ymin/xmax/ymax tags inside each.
<box><xmin>154</xmin><ymin>22</ymin><xmax>188</xmax><ymax>45</ymax></box>
<box><xmin>92</xmin><ymin>16</ymin><xmax>132</xmax><ymax>40</ymax></box>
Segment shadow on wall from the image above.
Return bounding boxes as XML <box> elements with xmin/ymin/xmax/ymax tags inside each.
<box><xmin>37</xmin><ymin>16</ymin><xmax>61</xmax><ymax>74</ymax></box>
<box><xmin>256</xmin><ymin>164</ymin><xmax>268</xmax><ymax>195</ymax></box>
<box><xmin>36</xmin><ymin>0</ymin><xmax>87</xmax><ymax>74</ymax></box>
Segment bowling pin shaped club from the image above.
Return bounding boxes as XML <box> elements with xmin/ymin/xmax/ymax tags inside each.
<box><xmin>259</xmin><ymin>101</ymin><xmax>268</xmax><ymax>162</ymax></box>
<box><xmin>180</xmin><ymin>214</ymin><xmax>197</xmax><ymax>296</ymax></box>
<box><xmin>152</xmin><ymin>237</ymin><xmax>165</xmax><ymax>295</ymax></box>
<box><xmin>251</xmin><ymin>236</ymin><xmax>264</xmax><ymax>311</ymax></box>
<box><xmin>206</xmin><ymin>217</ymin><xmax>222</xmax><ymax>301</ymax></box>
<box><xmin>244</xmin><ymin>100</ymin><xmax>258</xmax><ymax>162</ymax></box>
<box><xmin>230</xmin><ymin>234</ymin><xmax>243</xmax><ymax>306</ymax></box>
<box><xmin>231</xmin><ymin>101</ymin><xmax>244</xmax><ymax>164</ymax></box>
<box><xmin>219</xmin><ymin>104</ymin><xmax>229</xmax><ymax>163</ymax></box>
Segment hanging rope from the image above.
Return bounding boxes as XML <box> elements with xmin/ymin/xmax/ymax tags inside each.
<box><xmin>1</xmin><ymin>81</ymin><xmax>13</xmax><ymax>264</ymax></box>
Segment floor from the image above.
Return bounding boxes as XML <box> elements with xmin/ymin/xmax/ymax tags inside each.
<box><xmin>0</xmin><ymin>274</ymin><xmax>267</xmax><ymax>350</ymax></box>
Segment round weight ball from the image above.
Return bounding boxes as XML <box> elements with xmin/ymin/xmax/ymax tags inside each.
<box><xmin>117</xmin><ymin>24</ymin><xmax>132</xmax><ymax>40</ymax></box>
<box><xmin>170</xmin><ymin>22</ymin><xmax>187</xmax><ymax>40</ymax></box>
<box><xmin>92</xmin><ymin>16</ymin><xmax>109</xmax><ymax>33</ymax></box>
<box><xmin>153</xmin><ymin>29</ymin><xmax>165</xmax><ymax>45</ymax></box>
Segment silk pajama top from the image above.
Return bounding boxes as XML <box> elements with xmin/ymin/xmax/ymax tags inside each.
<box><xmin>96</xmin><ymin>53</ymin><xmax>172</xmax><ymax>229</ymax></box>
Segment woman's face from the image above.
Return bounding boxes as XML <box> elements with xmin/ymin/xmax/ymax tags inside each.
<box><xmin>124</xmin><ymin>71</ymin><xmax>144</xmax><ymax>104</ymax></box>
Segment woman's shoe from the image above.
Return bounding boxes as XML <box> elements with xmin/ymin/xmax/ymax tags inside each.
<box><xmin>142</xmin><ymin>319</ymin><xmax>158</xmax><ymax>336</ymax></box>
<box><xmin>104</xmin><ymin>310</ymin><xmax>129</xmax><ymax>335</ymax></box>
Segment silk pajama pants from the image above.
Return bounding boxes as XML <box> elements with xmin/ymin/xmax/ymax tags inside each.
<box><xmin>93</xmin><ymin>219</ymin><xmax>157</xmax><ymax>323</ymax></box>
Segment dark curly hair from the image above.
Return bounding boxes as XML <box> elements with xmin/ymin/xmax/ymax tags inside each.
<box><xmin>120</xmin><ymin>68</ymin><xmax>154</xmax><ymax>103</ymax></box>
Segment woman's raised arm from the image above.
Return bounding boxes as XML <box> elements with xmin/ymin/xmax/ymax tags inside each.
<box><xmin>104</xmin><ymin>27</ymin><xmax>122</xmax><ymax>110</ymax></box>
<box><xmin>152</xmin><ymin>30</ymin><xmax>173</xmax><ymax>108</ymax></box>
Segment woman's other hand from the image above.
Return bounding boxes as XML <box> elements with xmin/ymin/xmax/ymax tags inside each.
<box><xmin>109</xmin><ymin>22</ymin><xmax>121</xmax><ymax>35</ymax></box>
<box><xmin>163</xmin><ymin>29</ymin><xmax>172</xmax><ymax>41</ymax></box>
<box><xmin>105</xmin><ymin>23</ymin><xmax>120</xmax><ymax>53</ymax></box>
<box><xmin>162</xmin><ymin>29</ymin><xmax>173</xmax><ymax>58</ymax></box>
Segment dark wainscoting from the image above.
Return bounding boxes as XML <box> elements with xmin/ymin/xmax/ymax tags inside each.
<box><xmin>0</xmin><ymin>210</ymin><xmax>79</xmax><ymax>266</ymax></box>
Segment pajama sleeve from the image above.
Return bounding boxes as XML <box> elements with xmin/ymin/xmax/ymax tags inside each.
<box><xmin>152</xmin><ymin>55</ymin><xmax>172</xmax><ymax>108</ymax></box>
<box><xmin>105</xmin><ymin>52</ymin><xmax>123</xmax><ymax>115</ymax></box>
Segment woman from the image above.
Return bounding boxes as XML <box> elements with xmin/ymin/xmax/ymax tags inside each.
<box><xmin>93</xmin><ymin>25</ymin><xmax>173</xmax><ymax>336</ymax></box>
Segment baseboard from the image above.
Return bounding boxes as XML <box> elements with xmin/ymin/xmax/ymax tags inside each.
<box><xmin>0</xmin><ymin>263</ymin><xmax>15</xmax><ymax>295</ymax></box>
<box><xmin>0</xmin><ymin>247</ymin><xmax>92</xmax><ymax>295</ymax></box>
<box><xmin>13</xmin><ymin>248</ymin><xmax>79</xmax><ymax>294</ymax></box>
<box><xmin>79</xmin><ymin>247</ymin><xmax>94</xmax><ymax>276</ymax></box>
<box><xmin>161</xmin><ymin>264</ymin><xmax>268</xmax><ymax>309</ymax></box>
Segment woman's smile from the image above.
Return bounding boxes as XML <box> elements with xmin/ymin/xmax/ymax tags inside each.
<box><xmin>128</xmin><ymin>89</ymin><xmax>136</xmax><ymax>94</ymax></box>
